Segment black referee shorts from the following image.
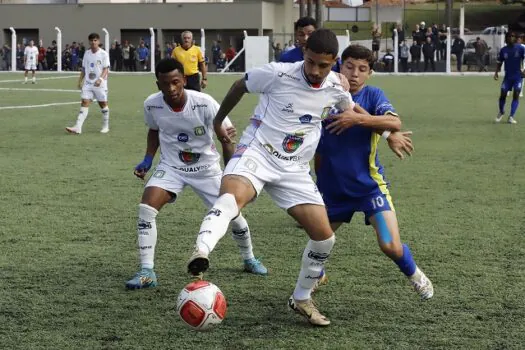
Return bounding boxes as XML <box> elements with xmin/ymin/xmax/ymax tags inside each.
<box><xmin>185</xmin><ymin>73</ymin><xmax>201</xmax><ymax>92</ymax></box>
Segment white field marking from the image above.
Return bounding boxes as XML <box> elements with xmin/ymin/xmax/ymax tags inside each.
<box><xmin>0</xmin><ymin>101</ymin><xmax>79</xmax><ymax>110</ymax></box>
<box><xmin>0</xmin><ymin>75</ymin><xmax>77</xmax><ymax>84</ymax></box>
<box><xmin>0</xmin><ymin>87</ymin><xmax>79</xmax><ymax>93</ymax></box>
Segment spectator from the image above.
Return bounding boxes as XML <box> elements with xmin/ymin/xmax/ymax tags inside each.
<box><xmin>382</xmin><ymin>49</ymin><xmax>394</xmax><ymax>72</ymax></box>
<box><xmin>451</xmin><ymin>33</ymin><xmax>465</xmax><ymax>72</ymax></box>
<box><xmin>422</xmin><ymin>36</ymin><xmax>436</xmax><ymax>72</ymax></box>
<box><xmin>225</xmin><ymin>44</ymin><xmax>237</xmax><ymax>70</ymax></box>
<box><xmin>38</xmin><ymin>41</ymin><xmax>47</xmax><ymax>71</ymax></box>
<box><xmin>410</xmin><ymin>39</ymin><xmax>421</xmax><ymax>72</ymax></box>
<box><xmin>71</xmin><ymin>42</ymin><xmax>79</xmax><ymax>71</ymax></box>
<box><xmin>399</xmin><ymin>40</ymin><xmax>409</xmax><ymax>72</ymax></box>
<box><xmin>122</xmin><ymin>40</ymin><xmax>135</xmax><ymax>71</ymax></box>
<box><xmin>392</xmin><ymin>23</ymin><xmax>404</xmax><ymax>49</ymax></box>
<box><xmin>474</xmin><ymin>37</ymin><xmax>488</xmax><ymax>72</ymax></box>
<box><xmin>216</xmin><ymin>51</ymin><xmax>227</xmax><ymax>70</ymax></box>
<box><xmin>439</xmin><ymin>24</ymin><xmax>447</xmax><ymax>61</ymax></box>
<box><xmin>211</xmin><ymin>40</ymin><xmax>221</xmax><ymax>66</ymax></box>
<box><xmin>283</xmin><ymin>39</ymin><xmax>294</xmax><ymax>52</ymax></box>
<box><xmin>271</xmin><ymin>41</ymin><xmax>282</xmax><ymax>62</ymax></box>
<box><xmin>46</xmin><ymin>40</ymin><xmax>57</xmax><ymax>71</ymax></box>
<box><xmin>371</xmin><ymin>24</ymin><xmax>381</xmax><ymax>61</ymax></box>
<box><xmin>164</xmin><ymin>42</ymin><xmax>173</xmax><ymax>59</ymax></box>
<box><xmin>109</xmin><ymin>42</ymin><xmax>118</xmax><ymax>71</ymax></box>
<box><xmin>137</xmin><ymin>40</ymin><xmax>149</xmax><ymax>71</ymax></box>
<box><xmin>2</xmin><ymin>44</ymin><xmax>11</xmax><ymax>71</ymax></box>
<box><xmin>16</xmin><ymin>44</ymin><xmax>24</xmax><ymax>70</ymax></box>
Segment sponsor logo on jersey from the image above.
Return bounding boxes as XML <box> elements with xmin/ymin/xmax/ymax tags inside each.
<box><xmin>172</xmin><ymin>163</ymin><xmax>211</xmax><ymax>172</ymax></box>
<box><xmin>263</xmin><ymin>143</ymin><xmax>303</xmax><ymax>161</ymax></box>
<box><xmin>281</xmin><ymin>103</ymin><xmax>294</xmax><ymax>113</ymax></box>
<box><xmin>282</xmin><ymin>134</ymin><xmax>304</xmax><ymax>153</ymax></box>
<box><xmin>194</xmin><ymin>126</ymin><xmax>206</xmax><ymax>136</ymax></box>
<box><xmin>299</xmin><ymin>114</ymin><xmax>312</xmax><ymax>124</ymax></box>
<box><xmin>177</xmin><ymin>133</ymin><xmax>189</xmax><ymax>142</ymax></box>
<box><xmin>146</xmin><ymin>105</ymin><xmax>163</xmax><ymax>111</ymax></box>
<box><xmin>191</xmin><ymin>103</ymin><xmax>208</xmax><ymax>110</ymax></box>
<box><xmin>178</xmin><ymin>150</ymin><xmax>201</xmax><ymax>165</ymax></box>
<box><xmin>321</xmin><ymin>107</ymin><xmax>332</xmax><ymax>120</ymax></box>
<box><xmin>97</xmin><ymin>60</ymin><xmax>102</xmax><ymax>66</ymax></box>
<box><xmin>277</xmin><ymin>71</ymin><xmax>300</xmax><ymax>81</ymax></box>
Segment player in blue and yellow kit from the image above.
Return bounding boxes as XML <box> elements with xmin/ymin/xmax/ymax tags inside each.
<box><xmin>315</xmin><ymin>44</ymin><xmax>434</xmax><ymax>300</ymax></box>
<box><xmin>494</xmin><ymin>31</ymin><xmax>525</xmax><ymax>124</ymax></box>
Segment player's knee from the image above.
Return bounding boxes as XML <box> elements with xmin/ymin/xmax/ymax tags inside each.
<box><xmin>379</xmin><ymin>242</ymin><xmax>403</xmax><ymax>260</ymax></box>
<box><xmin>210</xmin><ymin>193</ymin><xmax>239</xmax><ymax>218</ymax></box>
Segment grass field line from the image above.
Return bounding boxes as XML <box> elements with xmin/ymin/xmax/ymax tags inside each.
<box><xmin>0</xmin><ymin>87</ymin><xmax>79</xmax><ymax>93</ymax></box>
<box><xmin>0</xmin><ymin>101</ymin><xmax>78</xmax><ymax>110</ymax></box>
<box><xmin>0</xmin><ymin>75</ymin><xmax>77</xmax><ymax>84</ymax></box>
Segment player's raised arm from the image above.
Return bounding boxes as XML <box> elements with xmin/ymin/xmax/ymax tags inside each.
<box><xmin>213</xmin><ymin>77</ymin><xmax>248</xmax><ymax>144</ymax></box>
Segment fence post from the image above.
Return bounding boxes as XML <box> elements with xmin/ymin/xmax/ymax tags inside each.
<box><xmin>9</xmin><ymin>27</ymin><xmax>16</xmax><ymax>72</ymax></box>
<box><xmin>54</xmin><ymin>27</ymin><xmax>62</xmax><ymax>72</ymax></box>
<box><xmin>149</xmin><ymin>28</ymin><xmax>155</xmax><ymax>73</ymax></box>
<box><xmin>446</xmin><ymin>27</ymin><xmax>451</xmax><ymax>74</ymax></box>
<box><xmin>102</xmin><ymin>28</ymin><xmax>109</xmax><ymax>53</ymax></box>
<box><xmin>393</xmin><ymin>28</ymin><xmax>398</xmax><ymax>73</ymax></box>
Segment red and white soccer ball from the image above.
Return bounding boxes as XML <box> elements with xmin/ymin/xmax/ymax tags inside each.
<box><xmin>176</xmin><ymin>280</ymin><xmax>227</xmax><ymax>331</ymax></box>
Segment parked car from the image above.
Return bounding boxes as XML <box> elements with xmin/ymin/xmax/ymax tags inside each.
<box><xmin>481</xmin><ymin>26</ymin><xmax>508</xmax><ymax>35</ymax></box>
<box><xmin>463</xmin><ymin>39</ymin><xmax>491</xmax><ymax>71</ymax></box>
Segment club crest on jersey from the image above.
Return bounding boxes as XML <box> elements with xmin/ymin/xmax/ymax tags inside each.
<box><xmin>299</xmin><ymin>114</ymin><xmax>312</xmax><ymax>124</ymax></box>
<box><xmin>282</xmin><ymin>134</ymin><xmax>304</xmax><ymax>153</ymax></box>
<box><xmin>179</xmin><ymin>150</ymin><xmax>201</xmax><ymax>165</ymax></box>
<box><xmin>177</xmin><ymin>133</ymin><xmax>189</xmax><ymax>142</ymax></box>
<box><xmin>194</xmin><ymin>126</ymin><xmax>206</xmax><ymax>136</ymax></box>
<box><xmin>321</xmin><ymin>107</ymin><xmax>332</xmax><ymax>119</ymax></box>
<box><xmin>88</xmin><ymin>73</ymin><xmax>96</xmax><ymax>80</ymax></box>
<box><xmin>97</xmin><ymin>60</ymin><xmax>102</xmax><ymax>66</ymax></box>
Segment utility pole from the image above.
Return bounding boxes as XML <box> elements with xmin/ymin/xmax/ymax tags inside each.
<box><xmin>299</xmin><ymin>0</ymin><xmax>305</xmax><ymax>17</ymax></box>
<box><xmin>315</xmin><ymin>0</ymin><xmax>323</xmax><ymax>28</ymax></box>
<box><xmin>445</xmin><ymin>0</ymin><xmax>453</xmax><ymax>28</ymax></box>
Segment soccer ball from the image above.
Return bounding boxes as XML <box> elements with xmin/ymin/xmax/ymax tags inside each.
<box><xmin>176</xmin><ymin>280</ymin><xmax>227</xmax><ymax>331</ymax></box>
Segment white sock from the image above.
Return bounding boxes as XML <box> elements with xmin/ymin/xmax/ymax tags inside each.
<box><xmin>32</xmin><ymin>76</ymin><xmax>36</xmax><ymax>82</ymax></box>
<box><xmin>101</xmin><ymin>107</ymin><xmax>109</xmax><ymax>128</ymax></box>
<box><xmin>137</xmin><ymin>203</ymin><xmax>158</xmax><ymax>269</ymax></box>
<box><xmin>76</xmin><ymin>107</ymin><xmax>89</xmax><ymax>128</ymax></box>
<box><xmin>293</xmin><ymin>236</ymin><xmax>335</xmax><ymax>301</ymax></box>
<box><xmin>196</xmin><ymin>193</ymin><xmax>239</xmax><ymax>255</ymax></box>
<box><xmin>24</xmin><ymin>76</ymin><xmax>28</xmax><ymax>82</ymax></box>
<box><xmin>231</xmin><ymin>213</ymin><xmax>255</xmax><ymax>260</ymax></box>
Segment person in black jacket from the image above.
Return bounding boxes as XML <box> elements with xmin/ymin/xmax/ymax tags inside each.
<box><xmin>422</xmin><ymin>36</ymin><xmax>435</xmax><ymax>72</ymax></box>
<box><xmin>451</xmin><ymin>34</ymin><xmax>465</xmax><ymax>72</ymax></box>
<box><xmin>410</xmin><ymin>39</ymin><xmax>421</xmax><ymax>72</ymax></box>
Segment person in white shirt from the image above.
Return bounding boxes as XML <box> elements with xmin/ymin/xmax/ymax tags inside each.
<box><xmin>125</xmin><ymin>58</ymin><xmax>267</xmax><ymax>290</ymax></box>
<box><xmin>23</xmin><ymin>40</ymin><xmax>39</xmax><ymax>84</ymax></box>
<box><xmin>187</xmin><ymin>29</ymin><xmax>357</xmax><ymax>326</ymax></box>
<box><xmin>66</xmin><ymin>33</ymin><xmax>111</xmax><ymax>134</ymax></box>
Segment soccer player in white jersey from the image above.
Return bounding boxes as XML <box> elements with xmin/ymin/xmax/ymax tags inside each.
<box><xmin>187</xmin><ymin>29</ymin><xmax>356</xmax><ymax>326</ymax></box>
<box><xmin>125</xmin><ymin>58</ymin><xmax>267</xmax><ymax>290</ymax></box>
<box><xmin>23</xmin><ymin>40</ymin><xmax>38</xmax><ymax>84</ymax></box>
<box><xmin>66</xmin><ymin>33</ymin><xmax>110</xmax><ymax>134</ymax></box>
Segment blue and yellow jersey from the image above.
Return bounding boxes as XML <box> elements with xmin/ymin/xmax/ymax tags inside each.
<box><xmin>316</xmin><ymin>85</ymin><xmax>396</xmax><ymax>200</ymax></box>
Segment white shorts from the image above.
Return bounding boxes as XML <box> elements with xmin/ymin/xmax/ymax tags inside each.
<box><xmin>145</xmin><ymin>162</ymin><xmax>222</xmax><ymax>209</ymax></box>
<box><xmin>81</xmin><ymin>85</ymin><xmax>108</xmax><ymax>102</ymax></box>
<box><xmin>25</xmin><ymin>63</ymin><xmax>37</xmax><ymax>71</ymax></box>
<box><xmin>224</xmin><ymin>144</ymin><xmax>324</xmax><ymax>210</ymax></box>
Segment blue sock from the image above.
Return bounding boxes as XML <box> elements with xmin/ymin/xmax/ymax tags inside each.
<box><xmin>510</xmin><ymin>99</ymin><xmax>519</xmax><ymax>117</ymax></box>
<box><xmin>499</xmin><ymin>97</ymin><xmax>506</xmax><ymax>114</ymax></box>
<box><xmin>394</xmin><ymin>244</ymin><xmax>417</xmax><ymax>277</ymax></box>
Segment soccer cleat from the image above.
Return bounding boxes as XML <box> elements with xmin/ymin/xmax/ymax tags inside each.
<box><xmin>125</xmin><ymin>268</ymin><xmax>157</xmax><ymax>290</ymax></box>
<box><xmin>65</xmin><ymin>126</ymin><xmax>82</xmax><ymax>134</ymax></box>
<box><xmin>409</xmin><ymin>267</ymin><xmax>434</xmax><ymax>300</ymax></box>
<box><xmin>187</xmin><ymin>249</ymin><xmax>210</xmax><ymax>277</ymax></box>
<box><xmin>32</xmin><ymin>81</ymin><xmax>36</xmax><ymax>84</ymax></box>
<box><xmin>495</xmin><ymin>113</ymin><xmax>503</xmax><ymax>123</ymax></box>
<box><xmin>312</xmin><ymin>269</ymin><xmax>329</xmax><ymax>293</ymax></box>
<box><xmin>508</xmin><ymin>117</ymin><xmax>518</xmax><ymax>124</ymax></box>
<box><xmin>243</xmin><ymin>258</ymin><xmax>268</xmax><ymax>275</ymax></box>
<box><xmin>288</xmin><ymin>295</ymin><xmax>331</xmax><ymax>326</ymax></box>
<box><xmin>100</xmin><ymin>127</ymin><xmax>110</xmax><ymax>134</ymax></box>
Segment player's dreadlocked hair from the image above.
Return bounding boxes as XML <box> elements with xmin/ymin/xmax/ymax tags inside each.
<box><xmin>155</xmin><ymin>58</ymin><xmax>185</xmax><ymax>78</ymax></box>
<box><xmin>304</xmin><ymin>28</ymin><xmax>339</xmax><ymax>58</ymax></box>
<box><xmin>341</xmin><ymin>44</ymin><xmax>375</xmax><ymax>70</ymax></box>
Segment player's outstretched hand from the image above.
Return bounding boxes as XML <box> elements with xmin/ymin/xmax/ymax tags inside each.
<box><xmin>326</xmin><ymin>107</ymin><xmax>366</xmax><ymax>135</ymax></box>
<box><xmin>225</xmin><ymin>126</ymin><xmax>237</xmax><ymax>141</ymax></box>
<box><xmin>386</xmin><ymin>131</ymin><xmax>414</xmax><ymax>160</ymax></box>
<box><xmin>134</xmin><ymin>154</ymin><xmax>154</xmax><ymax>180</ymax></box>
<box><xmin>214</xmin><ymin>119</ymin><xmax>232</xmax><ymax>144</ymax></box>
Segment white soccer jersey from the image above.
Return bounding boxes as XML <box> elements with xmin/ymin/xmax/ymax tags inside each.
<box><xmin>24</xmin><ymin>46</ymin><xmax>38</xmax><ymax>64</ymax></box>
<box><xmin>82</xmin><ymin>48</ymin><xmax>110</xmax><ymax>89</ymax></box>
<box><xmin>144</xmin><ymin>90</ymin><xmax>233</xmax><ymax>174</ymax></box>
<box><xmin>240</xmin><ymin>61</ymin><xmax>353</xmax><ymax>166</ymax></box>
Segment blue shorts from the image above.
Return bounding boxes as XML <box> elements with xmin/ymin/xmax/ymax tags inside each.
<box><xmin>325</xmin><ymin>192</ymin><xmax>395</xmax><ymax>225</ymax></box>
<box><xmin>501</xmin><ymin>77</ymin><xmax>523</xmax><ymax>93</ymax></box>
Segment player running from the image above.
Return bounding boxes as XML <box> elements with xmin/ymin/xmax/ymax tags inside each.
<box><xmin>494</xmin><ymin>31</ymin><xmax>525</xmax><ymax>124</ymax></box>
<box><xmin>66</xmin><ymin>32</ymin><xmax>111</xmax><ymax>134</ymax></box>
<box><xmin>187</xmin><ymin>29</ymin><xmax>355</xmax><ymax>326</ymax></box>
<box><xmin>315</xmin><ymin>44</ymin><xmax>434</xmax><ymax>300</ymax></box>
<box><xmin>125</xmin><ymin>58</ymin><xmax>267</xmax><ymax>290</ymax></box>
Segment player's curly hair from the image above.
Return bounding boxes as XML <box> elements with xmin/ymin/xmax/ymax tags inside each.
<box><xmin>155</xmin><ymin>58</ymin><xmax>185</xmax><ymax>78</ymax></box>
<box><xmin>304</xmin><ymin>29</ymin><xmax>339</xmax><ymax>58</ymax></box>
<box><xmin>341</xmin><ymin>45</ymin><xmax>375</xmax><ymax>70</ymax></box>
<box><xmin>294</xmin><ymin>16</ymin><xmax>317</xmax><ymax>31</ymax></box>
